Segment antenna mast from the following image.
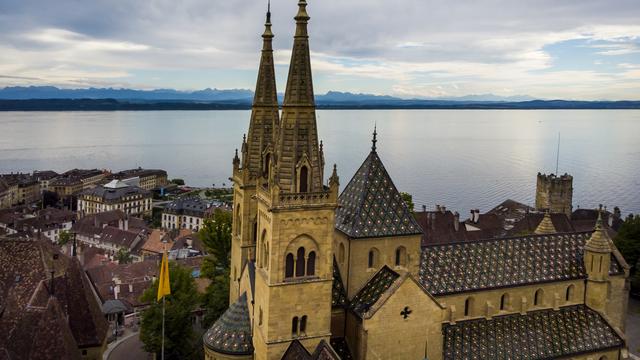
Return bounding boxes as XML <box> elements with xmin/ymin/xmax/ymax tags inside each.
<box><xmin>555</xmin><ymin>132</ymin><xmax>560</xmax><ymax>175</ymax></box>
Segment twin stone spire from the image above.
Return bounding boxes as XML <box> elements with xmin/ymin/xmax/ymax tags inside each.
<box><xmin>239</xmin><ymin>0</ymin><xmax>325</xmax><ymax>194</ymax></box>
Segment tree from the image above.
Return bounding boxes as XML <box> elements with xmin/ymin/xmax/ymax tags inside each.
<box><xmin>198</xmin><ymin>209</ymin><xmax>232</xmax><ymax>327</ymax></box>
<box><xmin>140</xmin><ymin>263</ymin><xmax>199</xmax><ymax>359</ymax></box>
<box><xmin>115</xmin><ymin>248</ymin><xmax>132</xmax><ymax>264</ymax></box>
<box><xmin>400</xmin><ymin>192</ymin><xmax>415</xmax><ymax>213</ymax></box>
<box><xmin>171</xmin><ymin>178</ymin><xmax>185</xmax><ymax>186</ymax></box>
<box><xmin>58</xmin><ymin>230</ymin><xmax>72</xmax><ymax>246</ymax></box>
<box><xmin>614</xmin><ymin>214</ymin><xmax>640</xmax><ymax>293</ymax></box>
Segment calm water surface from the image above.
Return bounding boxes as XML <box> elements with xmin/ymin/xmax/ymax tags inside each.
<box><xmin>0</xmin><ymin>110</ymin><xmax>639</xmax><ymax>215</ymax></box>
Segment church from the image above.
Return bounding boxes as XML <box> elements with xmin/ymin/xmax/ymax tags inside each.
<box><xmin>203</xmin><ymin>1</ymin><xmax>631</xmax><ymax>359</ymax></box>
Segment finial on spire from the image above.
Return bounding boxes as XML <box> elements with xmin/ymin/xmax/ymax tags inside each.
<box><xmin>371</xmin><ymin>124</ymin><xmax>378</xmax><ymax>152</ymax></box>
<box><xmin>266</xmin><ymin>0</ymin><xmax>271</xmax><ymax>23</ymax></box>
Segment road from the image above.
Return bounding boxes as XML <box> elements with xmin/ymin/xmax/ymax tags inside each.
<box><xmin>107</xmin><ymin>333</ymin><xmax>153</xmax><ymax>360</ymax></box>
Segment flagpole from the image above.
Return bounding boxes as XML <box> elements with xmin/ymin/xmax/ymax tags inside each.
<box><xmin>161</xmin><ymin>295</ymin><xmax>165</xmax><ymax>360</ymax></box>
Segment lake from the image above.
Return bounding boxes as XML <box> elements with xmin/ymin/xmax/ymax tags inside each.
<box><xmin>0</xmin><ymin>110</ymin><xmax>639</xmax><ymax>215</ymax></box>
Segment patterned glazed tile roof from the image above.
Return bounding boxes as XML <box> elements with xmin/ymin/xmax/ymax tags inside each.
<box><xmin>443</xmin><ymin>305</ymin><xmax>623</xmax><ymax>360</ymax></box>
<box><xmin>335</xmin><ymin>149</ymin><xmax>421</xmax><ymax>239</ymax></box>
<box><xmin>349</xmin><ymin>265</ymin><xmax>400</xmax><ymax>318</ymax></box>
<box><xmin>203</xmin><ymin>292</ymin><xmax>253</xmax><ymax>355</ymax></box>
<box><xmin>332</xmin><ymin>258</ymin><xmax>347</xmax><ymax>308</ymax></box>
<box><xmin>420</xmin><ymin>232</ymin><xmax>624</xmax><ymax>295</ymax></box>
<box><xmin>281</xmin><ymin>340</ymin><xmax>311</xmax><ymax>360</ymax></box>
<box><xmin>311</xmin><ymin>340</ymin><xmax>341</xmax><ymax>360</ymax></box>
<box><xmin>329</xmin><ymin>338</ymin><xmax>354</xmax><ymax>360</ymax></box>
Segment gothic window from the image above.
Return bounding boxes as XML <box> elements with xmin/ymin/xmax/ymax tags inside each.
<box><xmin>368</xmin><ymin>248</ymin><xmax>379</xmax><ymax>268</ymax></box>
<box><xmin>500</xmin><ymin>293</ymin><xmax>510</xmax><ymax>311</ymax></box>
<box><xmin>296</xmin><ymin>247</ymin><xmax>306</xmax><ymax>277</ymax></box>
<box><xmin>235</xmin><ymin>205</ymin><xmax>241</xmax><ymax>236</ymax></box>
<box><xmin>259</xmin><ymin>308</ymin><xmax>263</xmax><ymax>326</ymax></box>
<box><xmin>566</xmin><ymin>285</ymin><xmax>575</xmax><ymax>302</ymax></box>
<box><xmin>285</xmin><ymin>253</ymin><xmax>294</xmax><ymax>278</ymax></box>
<box><xmin>260</xmin><ymin>230</ymin><xmax>268</xmax><ymax>268</ymax></box>
<box><xmin>534</xmin><ymin>289</ymin><xmax>544</xmax><ymax>306</ymax></box>
<box><xmin>291</xmin><ymin>317</ymin><xmax>299</xmax><ymax>337</ymax></box>
<box><xmin>464</xmin><ymin>297</ymin><xmax>473</xmax><ymax>317</ymax></box>
<box><xmin>395</xmin><ymin>246</ymin><xmax>407</xmax><ymax>267</ymax></box>
<box><xmin>338</xmin><ymin>242</ymin><xmax>345</xmax><ymax>264</ymax></box>
<box><xmin>307</xmin><ymin>251</ymin><xmax>316</xmax><ymax>276</ymax></box>
<box><xmin>299</xmin><ymin>166</ymin><xmax>309</xmax><ymax>193</ymax></box>
<box><xmin>265</xmin><ymin>243</ymin><xmax>269</xmax><ymax>270</ymax></box>
<box><xmin>300</xmin><ymin>315</ymin><xmax>307</xmax><ymax>335</ymax></box>
<box><xmin>264</xmin><ymin>153</ymin><xmax>271</xmax><ymax>176</ymax></box>
<box><xmin>252</xmin><ymin>220</ymin><xmax>258</xmax><ymax>245</ymax></box>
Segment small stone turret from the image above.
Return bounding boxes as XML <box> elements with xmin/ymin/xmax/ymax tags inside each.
<box><xmin>534</xmin><ymin>211</ymin><xmax>556</xmax><ymax>235</ymax></box>
<box><xmin>535</xmin><ymin>172</ymin><xmax>573</xmax><ymax>216</ymax></box>
<box><xmin>583</xmin><ymin>211</ymin><xmax>611</xmax><ymax>313</ymax></box>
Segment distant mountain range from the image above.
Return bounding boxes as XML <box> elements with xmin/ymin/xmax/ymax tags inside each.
<box><xmin>0</xmin><ymin>86</ymin><xmax>639</xmax><ymax>110</ymax></box>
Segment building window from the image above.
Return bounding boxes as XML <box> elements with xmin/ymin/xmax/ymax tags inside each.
<box><xmin>464</xmin><ymin>297</ymin><xmax>473</xmax><ymax>317</ymax></box>
<box><xmin>395</xmin><ymin>246</ymin><xmax>407</xmax><ymax>267</ymax></box>
<box><xmin>300</xmin><ymin>315</ymin><xmax>307</xmax><ymax>335</ymax></box>
<box><xmin>295</xmin><ymin>247</ymin><xmax>306</xmax><ymax>277</ymax></box>
<box><xmin>534</xmin><ymin>289</ymin><xmax>544</xmax><ymax>306</ymax></box>
<box><xmin>299</xmin><ymin>166</ymin><xmax>309</xmax><ymax>193</ymax></box>
<box><xmin>566</xmin><ymin>285</ymin><xmax>575</xmax><ymax>302</ymax></box>
<box><xmin>306</xmin><ymin>251</ymin><xmax>316</xmax><ymax>276</ymax></box>
<box><xmin>368</xmin><ymin>248</ymin><xmax>379</xmax><ymax>269</ymax></box>
<box><xmin>285</xmin><ymin>253</ymin><xmax>295</xmax><ymax>278</ymax></box>
<box><xmin>291</xmin><ymin>317</ymin><xmax>299</xmax><ymax>337</ymax></box>
<box><xmin>500</xmin><ymin>293</ymin><xmax>510</xmax><ymax>311</ymax></box>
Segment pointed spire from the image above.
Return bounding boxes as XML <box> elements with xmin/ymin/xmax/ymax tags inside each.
<box><xmin>534</xmin><ymin>210</ymin><xmax>556</xmax><ymax>235</ymax></box>
<box><xmin>329</xmin><ymin>164</ymin><xmax>339</xmax><ymax>187</ymax></box>
<box><xmin>371</xmin><ymin>124</ymin><xmax>378</xmax><ymax>152</ymax></box>
<box><xmin>585</xmin><ymin>210</ymin><xmax>612</xmax><ymax>253</ymax></box>
<box><xmin>283</xmin><ymin>0</ymin><xmax>314</xmax><ymax>106</ymax></box>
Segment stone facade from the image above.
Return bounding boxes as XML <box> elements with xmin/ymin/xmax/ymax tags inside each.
<box><xmin>535</xmin><ymin>172</ymin><xmax>573</xmax><ymax>216</ymax></box>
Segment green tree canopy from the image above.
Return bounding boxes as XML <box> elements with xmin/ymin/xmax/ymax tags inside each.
<box><xmin>614</xmin><ymin>214</ymin><xmax>640</xmax><ymax>293</ymax></box>
<box><xmin>171</xmin><ymin>178</ymin><xmax>185</xmax><ymax>186</ymax></box>
<box><xmin>198</xmin><ymin>209</ymin><xmax>232</xmax><ymax>327</ymax></box>
<box><xmin>400</xmin><ymin>192</ymin><xmax>415</xmax><ymax>214</ymax></box>
<box><xmin>115</xmin><ymin>248</ymin><xmax>132</xmax><ymax>264</ymax></box>
<box><xmin>140</xmin><ymin>263</ymin><xmax>199</xmax><ymax>360</ymax></box>
<box><xmin>57</xmin><ymin>230</ymin><xmax>72</xmax><ymax>246</ymax></box>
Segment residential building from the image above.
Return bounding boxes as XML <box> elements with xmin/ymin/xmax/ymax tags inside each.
<box><xmin>78</xmin><ymin>179</ymin><xmax>152</xmax><ymax>217</ymax></box>
<box><xmin>0</xmin><ymin>206</ymin><xmax>75</xmax><ymax>243</ymax></box>
<box><xmin>0</xmin><ymin>173</ymin><xmax>40</xmax><ymax>206</ymax></box>
<box><xmin>72</xmin><ymin>210</ymin><xmax>149</xmax><ymax>261</ymax></box>
<box><xmin>51</xmin><ymin>169</ymin><xmax>106</xmax><ymax>197</ymax></box>
<box><xmin>0</xmin><ymin>177</ymin><xmax>16</xmax><ymax>209</ymax></box>
<box><xmin>204</xmin><ymin>3</ymin><xmax>631</xmax><ymax>359</ymax></box>
<box><xmin>162</xmin><ymin>197</ymin><xmax>220</xmax><ymax>231</ymax></box>
<box><xmin>0</xmin><ymin>238</ymin><xmax>109</xmax><ymax>359</ymax></box>
<box><xmin>33</xmin><ymin>170</ymin><xmax>59</xmax><ymax>193</ymax></box>
<box><xmin>111</xmin><ymin>168</ymin><xmax>169</xmax><ymax>191</ymax></box>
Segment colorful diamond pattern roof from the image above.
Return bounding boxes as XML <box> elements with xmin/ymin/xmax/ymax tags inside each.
<box><xmin>349</xmin><ymin>265</ymin><xmax>400</xmax><ymax>318</ymax></box>
<box><xmin>443</xmin><ymin>305</ymin><xmax>623</xmax><ymax>359</ymax></box>
<box><xmin>420</xmin><ymin>232</ymin><xmax>624</xmax><ymax>295</ymax></box>
<box><xmin>336</xmin><ymin>150</ymin><xmax>421</xmax><ymax>238</ymax></box>
<box><xmin>332</xmin><ymin>258</ymin><xmax>347</xmax><ymax>308</ymax></box>
<box><xmin>203</xmin><ymin>292</ymin><xmax>253</xmax><ymax>355</ymax></box>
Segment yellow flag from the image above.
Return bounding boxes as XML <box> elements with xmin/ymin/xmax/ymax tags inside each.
<box><xmin>157</xmin><ymin>250</ymin><xmax>171</xmax><ymax>301</ymax></box>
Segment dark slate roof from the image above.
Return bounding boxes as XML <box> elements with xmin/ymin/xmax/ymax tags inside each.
<box><xmin>443</xmin><ymin>305</ymin><xmax>623</xmax><ymax>360</ymax></box>
<box><xmin>329</xmin><ymin>338</ymin><xmax>354</xmax><ymax>360</ymax></box>
<box><xmin>281</xmin><ymin>340</ymin><xmax>311</xmax><ymax>360</ymax></box>
<box><xmin>507</xmin><ymin>212</ymin><xmax>576</xmax><ymax>236</ymax></box>
<box><xmin>420</xmin><ymin>232</ymin><xmax>625</xmax><ymax>295</ymax></box>
<box><xmin>332</xmin><ymin>258</ymin><xmax>347</xmax><ymax>308</ymax></box>
<box><xmin>164</xmin><ymin>197</ymin><xmax>215</xmax><ymax>217</ymax></box>
<box><xmin>80</xmin><ymin>184</ymin><xmax>150</xmax><ymax>202</ymax></box>
<box><xmin>203</xmin><ymin>292</ymin><xmax>253</xmax><ymax>355</ymax></box>
<box><xmin>335</xmin><ymin>149</ymin><xmax>421</xmax><ymax>239</ymax></box>
<box><xmin>311</xmin><ymin>340</ymin><xmax>341</xmax><ymax>360</ymax></box>
<box><xmin>349</xmin><ymin>265</ymin><xmax>400</xmax><ymax>318</ymax></box>
<box><xmin>248</xmin><ymin>261</ymin><xmax>256</xmax><ymax>299</ymax></box>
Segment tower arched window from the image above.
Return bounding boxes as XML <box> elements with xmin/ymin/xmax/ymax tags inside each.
<box><xmin>291</xmin><ymin>317</ymin><xmax>299</xmax><ymax>337</ymax></box>
<box><xmin>300</xmin><ymin>315</ymin><xmax>307</xmax><ymax>335</ymax></box>
<box><xmin>395</xmin><ymin>246</ymin><xmax>407</xmax><ymax>267</ymax></box>
<box><xmin>534</xmin><ymin>289</ymin><xmax>544</xmax><ymax>306</ymax></box>
<box><xmin>299</xmin><ymin>166</ymin><xmax>309</xmax><ymax>193</ymax></box>
<box><xmin>368</xmin><ymin>248</ymin><xmax>379</xmax><ymax>269</ymax></box>
<box><xmin>500</xmin><ymin>293</ymin><xmax>510</xmax><ymax>311</ymax></box>
<box><xmin>306</xmin><ymin>251</ymin><xmax>316</xmax><ymax>276</ymax></box>
<box><xmin>252</xmin><ymin>220</ymin><xmax>257</xmax><ymax>245</ymax></box>
<box><xmin>296</xmin><ymin>247</ymin><xmax>306</xmax><ymax>277</ymax></box>
<box><xmin>285</xmin><ymin>253</ymin><xmax>294</xmax><ymax>278</ymax></box>
<box><xmin>464</xmin><ymin>297</ymin><xmax>474</xmax><ymax>317</ymax></box>
<box><xmin>566</xmin><ymin>285</ymin><xmax>575</xmax><ymax>302</ymax></box>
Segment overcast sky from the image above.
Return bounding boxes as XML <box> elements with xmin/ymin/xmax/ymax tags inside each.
<box><xmin>0</xmin><ymin>0</ymin><xmax>639</xmax><ymax>99</ymax></box>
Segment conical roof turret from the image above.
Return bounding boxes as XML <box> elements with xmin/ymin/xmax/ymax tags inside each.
<box><xmin>585</xmin><ymin>211</ymin><xmax>612</xmax><ymax>253</ymax></box>
<box><xmin>534</xmin><ymin>211</ymin><xmax>556</xmax><ymax>235</ymax></box>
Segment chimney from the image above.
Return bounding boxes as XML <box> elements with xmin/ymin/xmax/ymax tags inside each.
<box><xmin>436</xmin><ymin>205</ymin><xmax>441</xmax><ymax>212</ymax></box>
<box><xmin>470</xmin><ymin>210</ymin><xmax>474</xmax><ymax>223</ymax></box>
<box><xmin>454</xmin><ymin>212</ymin><xmax>460</xmax><ymax>232</ymax></box>
<box><xmin>94</xmin><ymin>216</ymin><xmax>98</xmax><ymax>228</ymax></box>
<box><xmin>441</xmin><ymin>206</ymin><xmax>446</xmax><ymax>214</ymax></box>
<box><xmin>124</xmin><ymin>217</ymin><xmax>129</xmax><ymax>231</ymax></box>
<box><xmin>129</xmin><ymin>284</ymin><xmax>133</xmax><ymax>293</ymax></box>
<box><xmin>114</xmin><ymin>285</ymin><xmax>120</xmax><ymax>300</ymax></box>
<box><xmin>607</xmin><ymin>214</ymin><xmax>613</xmax><ymax>227</ymax></box>
<box><xmin>474</xmin><ymin>209</ymin><xmax>481</xmax><ymax>223</ymax></box>
<box><xmin>422</xmin><ymin>205</ymin><xmax>427</xmax><ymax>212</ymax></box>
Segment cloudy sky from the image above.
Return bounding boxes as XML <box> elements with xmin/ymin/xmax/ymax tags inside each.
<box><xmin>0</xmin><ymin>0</ymin><xmax>639</xmax><ymax>100</ymax></box>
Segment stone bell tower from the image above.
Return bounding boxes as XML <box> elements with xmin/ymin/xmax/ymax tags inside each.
<box><xmin>251</xmin><ymin>1</ymin><xmax>340</xmax><ymax>359</ymax></box>
<box><xmin>230</xmin><ymin>2</ymin><xmax>280</xmax><ymax>303</ymax></box>
<box><xmin>535</xmin><ymin>172</ymin><xmax>573</xmax><ymax>216</ymax></box>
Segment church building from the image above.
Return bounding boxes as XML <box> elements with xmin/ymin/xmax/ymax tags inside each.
<box><xmin>203</xmin><ymin>1</ymin><xmax>631</xmax><ymax>359</ymax></box>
